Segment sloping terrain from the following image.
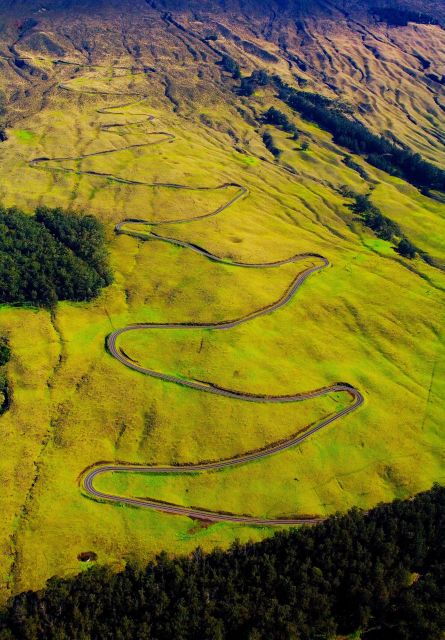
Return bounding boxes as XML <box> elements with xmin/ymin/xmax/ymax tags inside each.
<box><xmin>0</xmin><ymin>0</ymin><xmax>443</xmax><ymax>600</ymax></box>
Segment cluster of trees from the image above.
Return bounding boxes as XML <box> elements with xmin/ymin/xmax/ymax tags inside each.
<box><xmin>218</xmin><ymin>54</ymin><xmax>241</xmax><ymax>79</ymax></box>
<box><xmin>274</xmin><ymin>79</ymin><xmax>445</xmax><ymax>192</ymax></box>
<box><xmin>0</xmin><ymin>206</ymin><xmax>112</xmax><ymax>307</ymax></box>
<box><xmin>0</xmin><ymin>485</ymin><xmax>444</xmax><ymax>639</ymax></box>
<box><xmin>398</xmin><ymin>238</ymin><xmax>417</xmax><ymax>259</ymax></box>
<box><xmin>0</xmin><ymin>338</ymin><xmax>10</xmax><ymax>367</ymax></box>
<box><xmin>261</xmin><ymin>107</ymin><xmax>303</xmax><ymax>157</ymax></box>
<box><xmin>237</xmin><ymin>69</ymin><xmax>269</xmax><ymax>96</ymax></box>
<box><xmin>351</xmin><ymin>193</ymin><xmax>401</xmax><ymax>242</ymax></box>
<box><xmin>349</xmin><ymin>192</ymin><xmax>418</xmax><ymax>258</ymax></box>
<box><xmin>263</xmin><ymin>107</ymin><xmax>299</xmax><ymax>139</ymax></box>
<box><xmin>262</xmin><ymin>131</ymin><xmax>281</xmax><ymax>157</ymax></box>
<box><xmin>0</xmin><ymin>89</ymin><xmax>6</xmax><ymax>118</ymax></box>
<box><xmin>0</xmin><ymin>374</ymin><xmax>8</xmax><ymax>414</ymax></box>
<box><xmin>0</xmin><ymin>89</ymin><xmax>7</xmax><ymax>141</ymax></box>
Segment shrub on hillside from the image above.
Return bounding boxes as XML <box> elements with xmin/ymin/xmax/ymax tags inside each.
<box><xmin>0</xmin><ymin>338</ymin><xmax>10</xmax><ymax>367</ymax></box>
<box><xmin>398</xmin><ymin>238</ymin><xmax>417</xmax><ymax>259</ymax></box>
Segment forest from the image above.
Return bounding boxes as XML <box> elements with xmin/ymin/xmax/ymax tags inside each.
<box><xmin>0</xmin><ymin>206</ymin><xmax>112</xmax><ymax>307</ymax></box>
<box><xmin>0</xmin><ymin>485</ymin><xmax>443</xmax><ymax>640</ymax></box>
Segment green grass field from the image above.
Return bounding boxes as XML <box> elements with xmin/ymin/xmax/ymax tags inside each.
<box><xmin>0</xmin><ymin>60</ymin><xmax>444</xmax><ymax>600</ymax></box>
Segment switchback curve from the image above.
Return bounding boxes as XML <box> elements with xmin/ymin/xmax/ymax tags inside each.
<box><xmin>84</xmin><ymin>231</ymin><xmax>364</xmax><ymax>525</ymax></box>
<box><xmin>32</xmin><ymin>70</ymin><xmax>364</xmax><ymax>525</ymax></box>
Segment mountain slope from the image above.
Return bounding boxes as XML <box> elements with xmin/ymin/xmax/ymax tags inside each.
<box><xmin>0</xmin><ymin>0</ymin><xmax>443</xmax><ymax>601</ymax></box>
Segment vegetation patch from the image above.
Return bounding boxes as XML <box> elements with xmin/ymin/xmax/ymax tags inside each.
<box><xmin>12</xmin><ymin>129</ymin><xmax>36</xmax><ymax>143</ymax></box>
<box><xmin>236</xmin><ymin>70</ymin><xmax>445</xmax><ymax>193</ymax></box>
<box><xmin>0</xmin><ymin>337</ymin><xmax>10</xmax><ymax>415</ymax></box>
<box><xmin>0</xmin><ymin>206</ymin><xmax>112</xmax><ymax>307</ymax></box>
<box><xmin>350</xmin><ymin>192</ymin><xmax>401</xmax><ymax>242</ymax></box>
<box><xmin>1</xmin><ymin>485</ymin><xmax>443</xmax><ymax>639</ymax></box>
<box><xmin>342</xmin><ymin>155</ymin><xmax>369</xmax><ymax>180</ymax></box>
<box><xmin>0</xmin><ymin>338</ymin><xmax>10</xmax><ymax>367</ymax></box>
<box><xmin>218</xmin><ymin>54</ymin><xmax>241</xmax><ymax>79</ymax></box>
<box><xmin>262</xmin><ymin>107</ymin><xmax>299</xmax><ymax>139</ymax></box>
<box><xmin>262</xmin><ymin>131</ymin><xmax>281</xmax><ymax>158</ymax></box>
<box><xmin>345</xmin><ymin>190</ymin><xmax>431</xmax><ymax>263</ymax></box>
<box><xmin>237</xmin><ymin>69</ymin><xmax>269</xmax><ymax>96</ymax></box>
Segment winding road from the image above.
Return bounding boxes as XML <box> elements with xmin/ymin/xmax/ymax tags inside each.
<box><xmin>87</xmin><ymin>230</ymin><xmax>363</xmax><ymax>525</ymax></box>
<box><xmin>30</xmin><ymin>70</ymin><xmax>364</xmax><ymax>525</ymax></box>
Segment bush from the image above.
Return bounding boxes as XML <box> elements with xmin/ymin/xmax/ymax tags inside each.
<box><xmin>262</xmin><ymin>131</ymin><xmax>281</xmax><ymax>157</ymax></box>
<box><xmin>0</xmin><ymin>339</ymin><xmax>10</xmax><ymax>367</ymax></box>
<box><xmin>218</xmin><ymin>54</ymin><xmax>241</xmax><ymax>79</ymax></box>
<box><xmin>398</xmin><ymin>238</ymin><xmax>417</xmax><ymax>259</ymax></box>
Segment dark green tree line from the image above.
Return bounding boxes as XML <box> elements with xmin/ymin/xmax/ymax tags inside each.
<box><xmin>0</xmin><ymin>485</ymin><xmax>444</xmax><ymax>639</ymax></box>
<box><xmin>262</xmin><ymin>131</ymin><xmax>281</xmax><ymax>157</ymax></box>
<box><xmin>0</xmin><ymin>338</ymin><xmax>10</xmax><ymax>367</ymax></box>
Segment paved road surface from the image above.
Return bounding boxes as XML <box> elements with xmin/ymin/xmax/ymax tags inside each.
<box><xmin>28</xmin><ymin>80</ymin><xmax>363</xmax><ymax>525</ymax></box>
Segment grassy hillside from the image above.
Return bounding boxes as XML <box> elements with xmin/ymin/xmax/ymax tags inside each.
<box><xmin>0</xmin><ymin>0</ymin><xmax>443</xmax><ymax>600</ymax></box>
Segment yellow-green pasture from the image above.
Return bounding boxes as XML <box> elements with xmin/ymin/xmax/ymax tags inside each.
<box><xmin>0</xmin><ymin>67</ymin><xmax>443</xmax><ymax>600</ymax></box>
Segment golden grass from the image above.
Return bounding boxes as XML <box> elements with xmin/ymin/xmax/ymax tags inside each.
<box><xmin>0</xmin><ymin>63</ymin><xmax>443</xmax><ymax>600</ymax></box>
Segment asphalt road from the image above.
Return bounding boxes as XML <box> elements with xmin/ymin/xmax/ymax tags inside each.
<box><xmin>83</xmin><ymin>384</ymin><xmax>363</xmax><ymax>525</ymax></box>
<box><xmin>28</xmin><ymin>82</ymin><xmax>364</xmax><ymax>525</ymax></box>
<box><xmin>85</xmin><ymin>226</ymin><xmax>363</xmax><ymax>525</ymax></box>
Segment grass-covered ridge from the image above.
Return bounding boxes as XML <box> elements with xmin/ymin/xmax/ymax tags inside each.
<box><xmin>0</xmin><ymin>207</ymin><xmax>112</xmax><ymax>306</ymax></box>
<box><xmin>1</xmin><ymin>485</ymin><xmax>443</xmax><ymax>640</ymax></box>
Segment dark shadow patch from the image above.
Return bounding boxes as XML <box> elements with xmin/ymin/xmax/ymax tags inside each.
<box><xmin>77</xmin><ymin>551</ymin><xmax>97</xmax><ymax>563</ymax></box>
<box><xmin>139</xmin><ymin>405</ymin><xmax>157</xmax><ymax>452</ymax></box>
